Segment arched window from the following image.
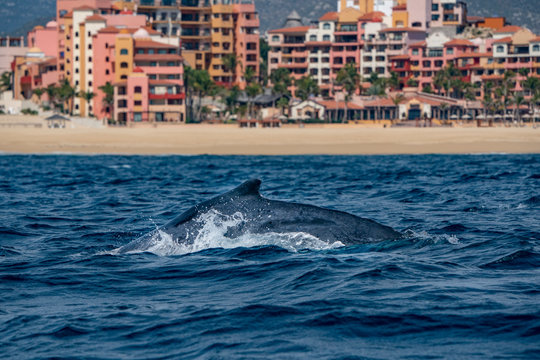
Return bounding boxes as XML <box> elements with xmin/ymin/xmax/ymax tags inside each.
<box><xmin>134</xmin><ymin>86</ymin><xmax>142</xmax><ymax>94</ymax></box>
<box><xmin>120</xmin><ymin>62</ymin><xmax>129</xmax><ymax>69</ymax></box>
<box><xmin>272</xmin><ymin>35</ymin><xmax>279</xmax><ymax>42</ymax></box>
<box><xmin>323</xmin><ymin>35</ymin><xmax>331</xmax><ymax>41</ymax></box>
<box><xmin>323</xmin><ymin>23</ymin><xmax>331</xmax><ymax>30</ymax></box>
<box><xmin>120</xmin><ymin>48</ymin><xmax>129</xmax><ymax>55</ymax></box>
<box><xmin>309</xmin><ymin>35</ymin><xmax>316</xmax><ymax>41</ymax></box>
<box><xmin>533</xmin><ymin>44</ymin><xmax>540</xmax><ymax>52</ymax></box>
<box><xmin>496</xmin><ymin>45</ymin><xmax>504</xmax><ymax>53</ymax></box>
<box><xmin>120</xmin><ymin>75</ymin><xmax>127</xmax><ymax>80</ymax></box>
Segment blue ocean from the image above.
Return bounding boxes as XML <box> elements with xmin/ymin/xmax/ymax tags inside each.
<box><xmin>0</xmin><ymin>155</ymin><xmax>538</xmax><ymax>359</ymax></box>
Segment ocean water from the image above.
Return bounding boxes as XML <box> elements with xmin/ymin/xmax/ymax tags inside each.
<box><xmin>0</xmin><ymin>154</ymin><xmax>538</xmax><ymax>359</ymax></box>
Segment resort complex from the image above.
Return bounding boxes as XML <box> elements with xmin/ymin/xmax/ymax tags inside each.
<box><xmin>0</xmin><ymin>0</ymin><xmax>539</xmax><ymax>126</ymax></box>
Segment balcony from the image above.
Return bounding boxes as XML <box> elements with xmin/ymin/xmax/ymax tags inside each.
<box><xmin>139</xmin><ymin>0</ymin><xmax>178</xmax><ymax>7</ymax></box>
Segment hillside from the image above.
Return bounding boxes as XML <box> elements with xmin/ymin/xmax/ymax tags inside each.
<box><xmin>0</xmin><ymin>0</ymin><xmax>537</xmax><ymax>37</ymax></box>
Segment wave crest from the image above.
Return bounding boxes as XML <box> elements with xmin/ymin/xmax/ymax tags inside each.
<box><xmin>114</xmin><ymin>210</ymin><xmax>344</xmax><ymax>256</ymax></box>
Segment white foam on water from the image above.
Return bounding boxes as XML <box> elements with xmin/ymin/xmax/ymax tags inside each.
<box><xmin>404</xmin><ymin>230</ymin><xmax>460</xmax><ymax>245</ymax></box>
<box><xmin>113</xmin><ymin>209</ymin><xmax>344</xmax><ymax>256</ymax></box>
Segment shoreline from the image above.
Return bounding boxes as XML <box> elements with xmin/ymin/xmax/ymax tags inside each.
<box><xmin>0</xmin><ymin>125</ymin><xmax>538</xmax><ymax>155</ymax></box>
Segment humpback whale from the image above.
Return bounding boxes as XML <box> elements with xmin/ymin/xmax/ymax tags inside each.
<box><xmin>117</xmin><ymin>179</ymin><xmax>400</xmax><ymax>253</ymax></box>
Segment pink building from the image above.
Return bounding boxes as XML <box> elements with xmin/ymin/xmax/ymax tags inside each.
<box><xmin>113</xmin><ymin>35</ymin><xmax>185</xmax><ymax>124</ymax></box>
<box><xmin>28</xmin><ymin>21</ymin><xmax>59</xmax><ymax>57</ymax></box>
<box><xmin>0</xmin><ymin>36</ymin><xmax>26</xmax><ymax>75</ymax></box>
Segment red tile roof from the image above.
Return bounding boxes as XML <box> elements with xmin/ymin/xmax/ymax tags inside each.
<box><xmin>393</xmin><ymin>4</ymin><xmax>406</xmax><ymax>10</ymax></box>
<box><xmin>410</xmin><ymin>41</ymin><xmax>427</xmax><ymax>47</ymax></box>
<box><xmin>444</xmin><ymin>39</ymin><xmax>475</xmax><ymax>47</ymax></box>
<box><xmin>73</xmin><ymin>5</ymin><xmax>96</xmax><ymax>11</ymax></box>
<box><xmin>531</xmin><ymin>36</ymin><xmax>540</xmax><ymax>43</ymax></box>
<box><xmin>317</xmin><ymin>100</ymin><xmax>364</xmax><ymax>110</ymax></box>
<box><xmin>268</xmin><ymin>26</ymin><xmax>311</xmax><ymax>34</ymax></box>
<box><xmin>363</xmin><ymin>98</ymin><xmax>397</xmax><ymax>107</ymax></box>
<box><xmin>493</xmin><ymin>36</ymin><xmax>512</xmax><ymax>44</ymax></box>
<box><xmin>319</xmin><ymin>12</ymin><xmax>338</xmax><ymax>21</ymax></box>
<box><xmin>358</xmin><ymin>11</ymin><xmax>385</xmax><ymax>22</ymax></box>
<box><xmin>85</xmin><ymin>14</ymin><xmax>106</xmax><ymax>22</ymax></box>
<box><xmin>494</xmin><ymin>25</ymin><xmax>522</xmax><ymax>34</ymax></box>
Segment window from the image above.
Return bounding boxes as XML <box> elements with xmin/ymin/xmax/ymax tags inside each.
<box><xmin>134</xmin><ymin>86</ymin><xmax>142</xmax><ymax>94</ymax></box>
<box><xmin>533</xmin><ymin>45</ymin><xmax>540</xmax><ymax>52</ymax></box>
<box><xmin>120</xmin><ymin>62</ymin><xmax>129</xmax><ymax>69</ymax></box>
<box><xmin>272</xmin><ymin>35</ymin><xmax>279</xmax><ymax>42</ymax></box>
<box><xmin>134</xmin><ymin>100</ymin><xmax>142</xmax><ymax>106</ymax></box>
<box><xmin>323</xmin><ymin>23</ymin><xmax>331</xmax><ymax>30</ymax></box>
<box><xmin>412</xmin><ymin>49</ymin><xmax>419</xmax><ymax>56</ymax></box>
<box><xmin>120</xmin><ymin>49</ymin><xmax>129</xmax><ymax>55</ymax></box>
<box><xmin>106</xmin><ymin>56</ymin><xmax>109</xmax><ymax>62</ymax></box>
<box><xmin>447</xmin><ymin>47</ymin><xmax>454</xmax><ymax>55</ymax></box>
<box><xmin>310</xmin><ymin>35</ymin><xmax>316</xmax><ymax>41</ymax></box>
<box><xmin>323</xmin><ymin>35</ymin><xmax>330</xmax><ymax>41</ymax></box>
<box><xmin>496</xmin><ymin>45</ymin><xmax>504</xmax><ymax>53</ymax></box>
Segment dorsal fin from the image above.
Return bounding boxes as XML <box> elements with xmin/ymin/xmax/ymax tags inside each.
<box><xmin>229</xmin><ymin>179</ymin><xmax>262</xmax><ymax>197</ymax></box>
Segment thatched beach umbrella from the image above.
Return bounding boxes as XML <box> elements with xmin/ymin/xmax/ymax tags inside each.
<box><xmin>45</xmin><ymin>114</ymin><xmax>70</xmax><ymax>128</ymax></box>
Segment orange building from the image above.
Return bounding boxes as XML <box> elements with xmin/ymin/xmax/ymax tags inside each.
<box><xmin>129</xmin><ymin>0</ymin><xmax>259</xmax><ymax>87</ymax></box>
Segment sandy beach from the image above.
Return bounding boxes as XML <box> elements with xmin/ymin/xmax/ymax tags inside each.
<box><xmin>0</xmin><ymin>123</ymin><xmax>538</xmax><ymax>155</ymax></box>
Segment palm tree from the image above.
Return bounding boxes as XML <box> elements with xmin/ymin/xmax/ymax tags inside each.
<box><xmin>45</xmin><ymin>84</ymin><xmax>59</xmax><ymax>111</ymax></box>
<box><xmin>222</xmin><ymin>53</ymin><xmax>241</xmax><ymax>85</ymax></box>
<box><xmin>57</xmin><ymin>79</ymin><xmax>77</xmax><ymax>115</ymax></box>
<box><xmin>499</xmin><ymin>70</ymin><xmax>516</xmax><ymax>125</ymax></box>
<box><xmin>223</xmin><ymin>85</ymin><xmax>241</xmax><ymax>119</ymax></box>
<box><xmin>433</xmin><ymin>70</ymin><xmax>445</xmax><ymax>95</ymax></box>
<box><xmin>244</xmin><ymin>66</ymin><xmax>256</xmax><ymax>85</ymax></box>
<box><xmin>245</xmin><ymin>82</ymin><xmax>262</xmax><ymax>119</ymax></box>
<box><xmin>530</xmin><ymin>91</ymin><xmax>540</xmax><ymax>128</ymax></box>
<box><xmin>276</xmin><ymin>96</ymin><xmax>290</xmax><ymax>117</ymax></box>
<box><xmin>32</xmin><ymin>88</ymin><xmax>45</xmax><ymax>105</ymax></box>
<box><xmin>512</xmin><ymin>93</ymin><xmax>525</xmax><ymax>125</ymax></box>
<box><xmin>367</xmin><ymin>78</ymin><xmax>388</xmax><ymax>121</ymax></box>
<box><xmin>0</xmin><ymin>71</ymin><xmax>12</xmax><ymax>92</ymax></box>
<box><xmin>389</xmin><ymin>93</ymin><xmax>405</xmax><ymax>124</ymax></box>
<box><xmin>335</xmin><ymin>63</ymin><xmax>360</xmax><ymax>122</ymax></box>
<box><xmin>78</xmin><ymin>90</ymin><xmax>96</xmax><ymax>116</ymax></box>
<box><xmin>270</xmin><ymin>68</ymin><xmax>292</xmax><ymax>97</ymax></box>
<box><xmin>481</xmin><ymin>81</ymin><xmax>494</xmax><ymax>126</ymax></box>
<box><xmin>99</xmin><ymin>82</ymin><xmax>115</xmax><ymax>121</ymax></box>
<box><xmin>295</xmin><ymin>76</ymin><xmax>319</xmax><ymax>102</ymax></box>
<box><xmin>387</xmin><ymin>71</ymin><xmax>400</xmax><ymax>91</ymax></box>
<box><xmin>462</xmin><ymin>82</ymin><xmax>476</xmax><ymax>122</ymax></box>
<box><xmin>185</xmin><ymin>67</ymin><xmax>215</xmax><ymax>122</ymax></box>
<box><xmin>523</xmin><ymin>76</ymin><xmax>540</xmax><ymax>127</ymax></box>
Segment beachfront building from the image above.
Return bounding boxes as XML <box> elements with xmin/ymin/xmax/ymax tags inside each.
<box><xmin>61</xmin><ymin>7</ymin><xmax>148</xmax><ymax>117</ymax></box>
<box><xmin>112</xmin><ymin>32</ymin><xmax>185</xmax><ymax>124</ymax></box>
<box><xmin>0</xmin><ymin>37</ymin><xmax>27</xmax><ymax>75</ymax></box>
<box><xmin>268</xmin><ymin>0</ymin><xmax>539</xmax><ymax>112</ymax></box>
<box><xmin>125</xmin><ymin>0</ymin><xmax>260</xmax><ymax>88</ymax></box>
